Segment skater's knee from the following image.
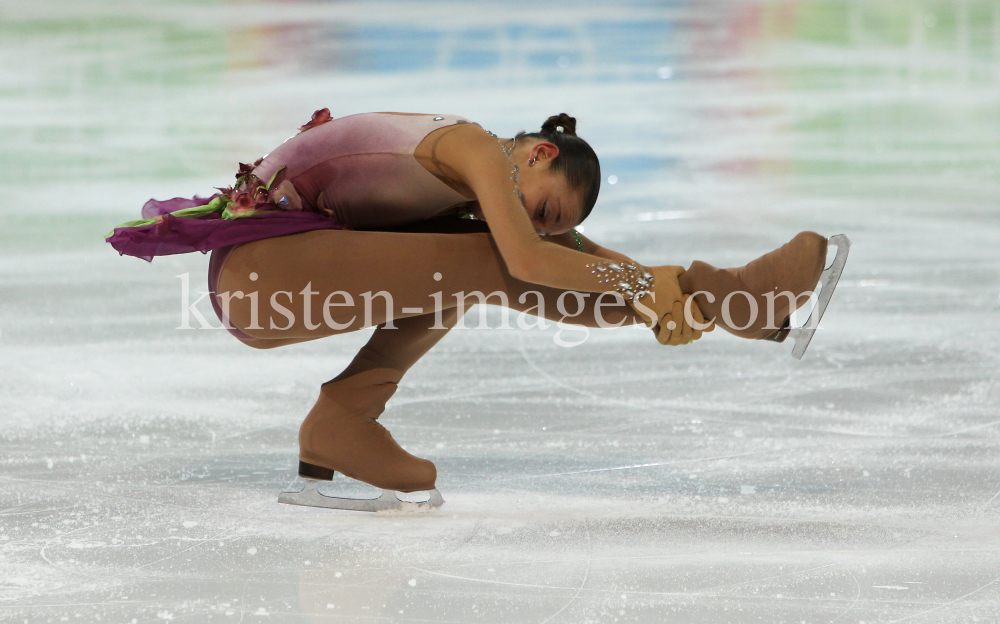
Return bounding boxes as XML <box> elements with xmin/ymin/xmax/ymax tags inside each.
<box><xmin>239</xmin><ymin>335</ymin><xmax>317</xmax><ymax>349</ymax></box>
<box><xmin>239</xmin><ymin>337</ymin><xmax>282</xmax><ymax>350</ymax></box>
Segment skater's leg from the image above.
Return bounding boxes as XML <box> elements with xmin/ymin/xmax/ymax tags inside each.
<box><xmin>218</xmin><ymin>228</ymin><xmax>643</xmax><ymax>340</ymax></box>
<box><xmin>679</xmin><ymin>231</ymin><xmax>828</xmax><ymax>340</ymax></box>
<box><xmin>298</xmin><ymin>308</ymin><xmax>465</xmax><ymax>493</ymax></box>
<box><xmin>224</xmin><ymin>225</ymin><xmax>831</xmax><ymax>348</ymax></box>
<box><xmin>332</xmin><ymin>306</ymin><xmax>465</xmax><ymax>381</ymax></box>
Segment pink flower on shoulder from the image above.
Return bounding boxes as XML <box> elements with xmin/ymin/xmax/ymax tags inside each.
<box><xmin>298</xmin><ymin>108</ymin><xmax>332</xmax><ymax>132</ymax></box>
<box><xmin>228</xmin><ymin>190</ymin><xmax>257</xmax><ymax>216</ymax></box>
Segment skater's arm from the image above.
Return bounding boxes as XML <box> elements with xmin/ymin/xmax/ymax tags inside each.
<box><xmin>545</xmin><ymin>229</ymin><xmax>714</xmax><ymax>340</ymax></box>
<box><xmin>545</xmin><ymin>229</ymin><xmax>636</xmax><ymax>263</ymax></box>
<box><xmin>429</xmin><ymin>124</ymin><xmax>700</xmax><ymax>343</ymax></box>
<box><xmin>443</xmin><ymin>126</ymin><xmax>641</xmax><ymax>292</ymax></box>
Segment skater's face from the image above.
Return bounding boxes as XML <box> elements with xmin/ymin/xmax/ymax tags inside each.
<box><xmin>517</xmin><ymin>141</ymin><xmax>585</xmax><ymax>237</ymax></box>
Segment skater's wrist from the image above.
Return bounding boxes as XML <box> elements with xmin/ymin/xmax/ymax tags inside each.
<box><xmin>583</xmin><ymin>259</ymin><xmax>657</xmax><ymax>325</ymax></box>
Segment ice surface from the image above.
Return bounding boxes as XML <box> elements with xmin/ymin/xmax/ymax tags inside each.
<box><xmin>2</xmin><ymin>1</ymin><xmax>999</xmax><ymax>622</ymax></box>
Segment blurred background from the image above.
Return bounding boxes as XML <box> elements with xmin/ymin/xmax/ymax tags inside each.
<box><xmin>1</xmin><ymin>1</ymin><xmax>999</xmax><ymax>622</ymax></box>
<box><xmin>5</xmin><ymin>1</ymin><xmax>998</xmax><ymax>252</ymax></box>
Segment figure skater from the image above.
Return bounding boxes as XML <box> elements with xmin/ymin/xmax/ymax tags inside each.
<box><xmin>107</xmin><ymin>110</ymin><xmax>847</xmax><ymax>511</ymax></box>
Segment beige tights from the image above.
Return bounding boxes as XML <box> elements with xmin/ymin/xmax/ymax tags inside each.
<box><xmin>217</xmin><ymin>225</ymin><xmax>643</xmax><ymax>355</ymax></box>
<box><xmin>217</xmin><ymin>221</ymin><xmax>647</xmax><ymax>491</ymax></box>
<box><xmin>216</xmin><ymin>223</ymin><xmax>826</xmax><ymax>490</ymax></box>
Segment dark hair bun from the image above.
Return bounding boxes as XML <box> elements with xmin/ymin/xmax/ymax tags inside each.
<box><xmin>541</xmin><ymin>113</ymin><xmax>577</xmax><ymax>137</ymax></box>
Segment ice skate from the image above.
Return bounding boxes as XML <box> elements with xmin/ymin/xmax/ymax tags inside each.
<box><xmin>786</xmin><ymin>234</ymin><xmax>850</xmax><ymax>359</ymax></box>
<box><xmin>278</xmin><ymin>476</ymin><xmax>444</xmax><ymax>512</ymax></box>
<box><xmin>680</xmin><ymin>231</ymin><xmax>850</xmax><ymax>358</ymax></box>
<box><xmin>276</xmin><ymin>368</ymin><xmax>444</xmax><ymax>512</ymax></box>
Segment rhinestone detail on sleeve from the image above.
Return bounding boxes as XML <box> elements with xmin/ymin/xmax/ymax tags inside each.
<box><xmin>585</xmin><ymin>260</ymin><xmax>654</xmax><ymax>302</ymax></box>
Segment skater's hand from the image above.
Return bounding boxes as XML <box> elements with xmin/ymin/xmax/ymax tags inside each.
<box><xmin>630</xmin><ymin>266</ymin><xmax>714</xmax><ymax>345</ymax></box>
<box><xmin>630</xmin><ymin>265</ymin><xmax>685</xmax><ymax>329</ymax></box>
<box><xmin>655</xmin><ymin>294</ymin><xmax>714</xmax><ymax>346</ymax></box>
<box><xmin>633</xmin><ymin>264</ymin><xmax>713</xmax><ymax>346</ymax></box>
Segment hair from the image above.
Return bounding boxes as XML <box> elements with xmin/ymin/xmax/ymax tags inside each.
<box><xmin>515</xmin><ymin>113</ymin><xmax>601</xmax><ymax>223</ymax></box>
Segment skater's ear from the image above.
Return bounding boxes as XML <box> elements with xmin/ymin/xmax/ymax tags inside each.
<box><xmin>529</xmin><ymin>141</ymin><xmax>560</xmax><ymax>166</ymax></box>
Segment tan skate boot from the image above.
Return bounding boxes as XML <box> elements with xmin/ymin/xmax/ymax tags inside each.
<box><xmin>679</xmin><ymin>231</ymin><xmax>828</xmax><ymax>341</ymax></box>
<box><xmin>297</xmin><ymin>367</ymin><xmax>437</xmax><ymax>493</ymax></box>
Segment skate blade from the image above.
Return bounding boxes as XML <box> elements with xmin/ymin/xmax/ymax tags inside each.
<box><xmin>277</xmin><ymin>477</ymin><xmax>444</xmax><ymax>512</ymax></box>
<box><xmin>788</xmin><ymin>234</ymin><xmax>851</xmax><ymax>360</ymax></box>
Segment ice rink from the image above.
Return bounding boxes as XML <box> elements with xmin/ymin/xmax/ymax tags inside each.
<box><xmin>2</xmin><ymin>1</ymin><xmax>999</xmax><ymax>622</ymax></box>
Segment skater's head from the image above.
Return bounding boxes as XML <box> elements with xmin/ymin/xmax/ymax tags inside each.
<box><xmin>515</xmin><ymin>113</ymin><xmax>601</xmax><ymax>236</ymax></box>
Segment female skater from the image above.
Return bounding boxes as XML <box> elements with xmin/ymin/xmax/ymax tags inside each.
<box><xmin>107</xmin><ymin>109</ymin><xmax>841</xmax><ymax>509</ymax></box>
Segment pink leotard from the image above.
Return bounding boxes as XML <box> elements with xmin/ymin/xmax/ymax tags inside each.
<box><xmin>208</xmin><ymin>112</ymin><xmax>475</xmax><ymax>340</ymax></box>
<box><xmin>254</xmin><ymin>113</ymin><xmax>473</xmax><ymax>228</ymax></box>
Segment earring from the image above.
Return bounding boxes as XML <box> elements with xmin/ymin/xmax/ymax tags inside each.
<box><xmin>528</xmin><ymin>156</ymin><xmax>537</xmax><ymax>166</ymax></box>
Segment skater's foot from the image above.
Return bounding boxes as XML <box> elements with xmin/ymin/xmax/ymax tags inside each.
<box><xmin>679</xmin><ymin>231</ymin><xmax>828</xmax><ymax>340</ymax></box>
<box><xmin>297</xmin><ymin>368</ymin><xmax>437</xmax><ymax>492</ymax></box>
